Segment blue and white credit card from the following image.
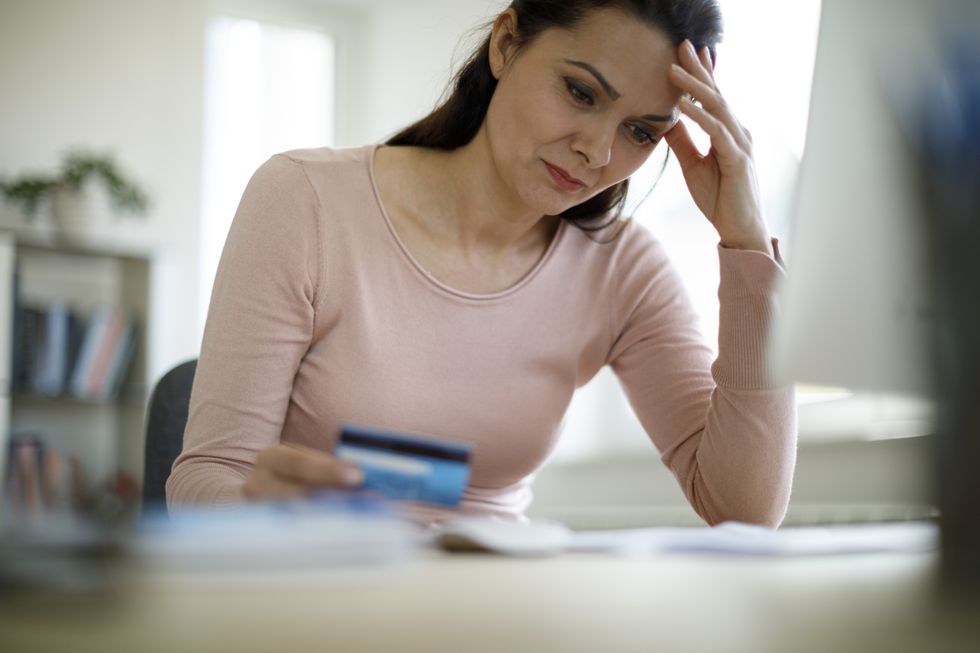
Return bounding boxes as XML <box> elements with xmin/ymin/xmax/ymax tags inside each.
<box><xmin>334</xmin><ymin>424</ymin><xmax>472</xmax><ymax>507</ymax></box>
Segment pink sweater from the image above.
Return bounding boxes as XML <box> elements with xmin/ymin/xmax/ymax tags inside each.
<box><xmin>167</xmin><ymin>145</ymin><xmax>796</xmax><ymax>526</ymax></box>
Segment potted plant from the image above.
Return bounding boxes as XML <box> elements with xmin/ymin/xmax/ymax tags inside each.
<box><xmin>53</xmin><ymin>151</ymin><xmax>149</xmax><ymax>244</ymax></box>
<box><xmin>0</xmin><ymin>174</ymin><xmax>61</xmax><ymax>240</ymax></box>
<box><xmin>0</xmin><ymin>150</ymin><xmax>149</xmax><ymax>244</ymax></box>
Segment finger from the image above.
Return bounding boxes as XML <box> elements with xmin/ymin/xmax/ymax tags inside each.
<box><xmin>244</xmin><ymin>469</ymin><xmax>309</xmax><ymax>500</ymax></box>
<box><xmin>669</xmin><ymin>64</ymin><xmax>716</xmax><ymax>109</ymax></box>
<box><xmin>695</xmin><ymin>44</ymin><xmax>754</xmax><ymax>151</ymax></box>
<box><xmin>675</xmin><ymin>42</ymin><xmax>753</xmax><ymax>150</ymax></box>
<box><xmin>678</xmin><ymin>96</ymin><xmax>743</xmax><ymax>166</ymax></box>
<box><xmin>260</xmin><ymin>445</ymin><xmax>363</xmax><ymax>487</ymax></box>
<box><xmin>698</xmin><ymin>46</ymin><xmax>715</xmax><ymax>77</ymax></box>
<box><xmin>698</xmin><ymin>45</ymin><xmax>754</xmax><ymax>150</ymax></box>
<box><xmin>669</xmin><ymin>64</ymin><xmax>751</xmax><ymax>153</ymax></box>
<box><xmin>663</xmin><ymin>119</ymin><xmax>703</xmax><ymax>171</ymax></box>
<box><xmin>678</xmin><ymin>40</ymin><xmax>716</xmax><ymax>90</ymax></box>
<box><xmin>701</xmin><ymin>48</ymin><xmax>716</xmax><ymax>78</ymax></box>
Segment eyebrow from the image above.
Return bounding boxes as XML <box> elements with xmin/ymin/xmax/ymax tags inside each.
<box><xmin>563</xmin><ymin>59</ymin><xmax>675</xmax><ymax>122</ymax></box>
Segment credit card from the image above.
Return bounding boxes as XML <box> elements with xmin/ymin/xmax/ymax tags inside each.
<box><xmin>334</xmin><ymin>424</ymin><xmax>472</xmax><ymax>507</ymax></box>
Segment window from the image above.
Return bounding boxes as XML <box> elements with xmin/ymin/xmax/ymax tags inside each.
<box><xmin>199</xmin><ymin>14</ymin><xmax>335</xmax><ymax>332</ymax></box>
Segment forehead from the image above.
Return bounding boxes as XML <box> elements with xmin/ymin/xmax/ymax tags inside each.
<box><xmin>528</xmin><ymin>8</ymin><xmax>681</xmax><ymax>106</ymax></box>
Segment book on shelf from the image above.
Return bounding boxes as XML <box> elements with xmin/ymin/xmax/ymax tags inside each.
<box><xmin>11</xmin><ymin>301</ymin><xmax>138</xmax><ymax>402</ymax></box>
<box><xmin>79</xmin><ymin>305</ymin><xmax>125</xmax><ymax>399</ymax></box>
<box><xmin>12</xmin><ymin>307</ymin><xmax>39</xmax><ymax>395</ymax></box>
<box><xmin>32</xmin><ymin>301</ymin><xmax>70</xmax><ymax>396</ymax></box>
<box><xmin>70</xmin><ymin>304</ymin><xmax>137</xmax><ymax>401</ymax></box>
<box><xmin>4</xmin><ymin>436</ymin><xmax>83</xmax><ymax>516</ymax></box>
<box><xmin>99</xmin><ymin>322</ymin><xmax>138</xmax><ymax>402</ymax></box>
<box><xmin>4</xmin><ymin>437</ymin><xmax>43</xmax><ymax>518</ymax></box>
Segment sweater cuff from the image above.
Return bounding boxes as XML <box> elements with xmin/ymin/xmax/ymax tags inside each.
<box><xmin>167</xmin><ymin>464</ymin><xmax>247</xmax><ymax>508</ymax></box>
<box><xmin>712</xmin><ymin>239</ymin><xmax>786</xmax><ymax>389</ymax></box>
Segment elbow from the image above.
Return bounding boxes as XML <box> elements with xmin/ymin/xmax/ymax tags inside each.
<box><xmin>703</xmin><ymin>502</ymin><xmax>788</xmax><ymax>529</ymax></box>
<box><xmin>164</xmin><ymin>463</ymin><xmax>188</xmax><ymax>509</ymax></box>
<box><xmin>164</xmin><ymin>469</ymin><xmax>180</xmax><ymax>509</ymax></box>
<box><xmin>691</xmin><ymin>476</ymin><xmax>791</xmax><ymax>529</ymax></box>
<box><xmin>165</xmin><ymin>457</ymin><xmax>248</xmax><ymax>508</ymax></box>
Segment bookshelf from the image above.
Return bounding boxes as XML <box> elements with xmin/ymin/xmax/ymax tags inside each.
<box><xmin>1</xmin><ymin>229</ymin><xmax>151</xmax><ymax>508</ymax></box>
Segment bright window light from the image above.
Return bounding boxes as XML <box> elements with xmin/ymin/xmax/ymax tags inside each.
<box><xmin>200</xmin><ymin>16</ymin><xmax>335</xmax><ymax>333</ymax></box>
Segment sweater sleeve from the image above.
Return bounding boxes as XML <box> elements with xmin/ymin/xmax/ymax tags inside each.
<box><xmin>608</xmin><ymin>230</ymin><xmax>796</xmax><ymax>528</ymax></box>
<box><xmin>166</xmin><ymin>154</ymin><xmax>322</xmax><ymax>507</ymax></box>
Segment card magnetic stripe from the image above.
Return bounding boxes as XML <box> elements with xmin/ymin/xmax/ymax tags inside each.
<box><xmin>335</xmin><ymin>443</ymin><xmax>470</xmax><ymax>507</ymax></box>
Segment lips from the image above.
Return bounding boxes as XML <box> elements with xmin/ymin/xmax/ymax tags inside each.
<box><xmin>544</xmin><ymin>161</ymin><xmax>585</xmax><ymax>192</ymax></box>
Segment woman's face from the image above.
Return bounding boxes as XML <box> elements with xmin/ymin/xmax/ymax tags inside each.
<box><xmin>484</xmin><ymin>7</ymin><xmax>683</xmax><ymax>217</ymax></box>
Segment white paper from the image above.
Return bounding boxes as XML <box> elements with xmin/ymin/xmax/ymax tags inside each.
<box><xmin>568</xmin><ymin>521</ymin><xmax>939</xmax><ymax>556</ymax></box>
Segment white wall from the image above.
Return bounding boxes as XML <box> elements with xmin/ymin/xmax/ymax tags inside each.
<box><xmin>0</xmin><ymin>0</ymin><xmax>207</xmax><ymax>382</ymax></box>
<box><xmin>352</xmin><ymin>0</ymin><xmax>504</xmax><ymax>143</ymax></box>
<box><xmin>0</xmin><ymin>0</ymin><xmax>500</xmax><ymax>382</ymax></box>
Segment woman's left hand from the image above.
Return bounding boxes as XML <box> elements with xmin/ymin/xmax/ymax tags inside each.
<box><xmin>664</xmin><ymin>40</ymin><xmax>774</xmax><ymax>257</ymax></box>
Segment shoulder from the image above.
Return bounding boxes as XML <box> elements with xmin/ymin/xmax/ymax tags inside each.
<box><xmin>566</xmin><ymin>219</ymin><xmax>688</xmax><ymax>325</ymax></box>
<box><xmin>276</xmin><ymin>144</ymin><xmax>375</xmax><ymax>169</ymax></box>
<box><xmin>241</xmin><ymin>145</ymin><xmax>378</xmax><ymax>214</ymax></box>
<box><xmin>560</xmin><ymin>217</ymin><xmax>674</xmax><ymax>283</ymax></box>
<box><xmin>250</xmin><ymin>145</ymin><xmax>375</xmax><ymax>190</ymax></box>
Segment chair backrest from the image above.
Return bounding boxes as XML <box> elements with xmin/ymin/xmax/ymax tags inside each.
<box><xmin>142</xmin><ymin>359</ymin><xmax>197</xmax><ymax>509</ymax></box>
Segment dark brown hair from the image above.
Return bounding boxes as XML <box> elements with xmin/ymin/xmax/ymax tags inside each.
<box><xmin>387</xmin><ymin>0</ymin><xmax>723</xmax><ymax>232</ymax></box>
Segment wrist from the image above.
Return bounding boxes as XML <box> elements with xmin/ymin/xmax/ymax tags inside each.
<box><xmin>719</xmin><ymin>236</ymin><xmax>774</xmax><ymax>258</ymax></box>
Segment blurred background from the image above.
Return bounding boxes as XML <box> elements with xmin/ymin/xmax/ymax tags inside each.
<box><xmin>0</xmin><ymin>0</ymin><xmax>935</xmax><ymax>527</ymax></box>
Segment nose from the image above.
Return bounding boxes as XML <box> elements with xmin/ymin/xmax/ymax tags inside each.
<box><xmin>572</xmin><ymin>122</ymin><xmax>614</xmax><ymax>168</ymax></box>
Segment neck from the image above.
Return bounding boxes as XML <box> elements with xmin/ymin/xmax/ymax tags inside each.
<box><xmin>418</xmin><ymin>129</ymin><xmax>557</xmax><ymax>255</ymax></box>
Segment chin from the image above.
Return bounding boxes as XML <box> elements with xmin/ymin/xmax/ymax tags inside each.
<box><xmin>520</xmin><ymin>186</ymin><xmax>585</xmax><ymax>218</ymax></box>
<box><xmin>550</xmin><ymin>193</ymin><xmax>598</xmax><ymax>219</ymax></box>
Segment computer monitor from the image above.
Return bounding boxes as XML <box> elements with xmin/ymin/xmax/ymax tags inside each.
<box><xmin>771</xmin><ymin>0</ymin><xmax>936</xmax><ymax>397</ymax></box>
<box><xmin>772</xmin><ymin>0</ymin><xmax>980</xmax><ymax>599</ymax></box>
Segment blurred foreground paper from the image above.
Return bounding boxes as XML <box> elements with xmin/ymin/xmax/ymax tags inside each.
<box><xmin>133</xmin><ymin>492</ymin><xmax>423</xmax><ymax>572</ymax></box>
<box><xmin>569</xmin><ymin>521</ymin><xmax>938</xmax><ymax>557</ymax></box>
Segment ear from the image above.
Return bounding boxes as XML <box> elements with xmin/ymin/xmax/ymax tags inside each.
<box><xmin>488</xmin><ymin>8</ymin><xmax>519</xmax><ymax>80</ymax></box>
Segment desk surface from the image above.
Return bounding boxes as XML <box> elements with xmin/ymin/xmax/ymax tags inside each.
<box><xmin>2</xmin><ymin>549</ymin><xmax>976</xmax><ymax>653</ymax></box>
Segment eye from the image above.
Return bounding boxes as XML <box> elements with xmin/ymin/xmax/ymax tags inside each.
<box><xmin>626</xmin><ymin>123</ymin><xmax>657</xmax><ymax>146</ymax></box>
<box><xmin>564</xmin><ymin>79</ymin><xmax>595</xmax><ymax>106</ymax></box>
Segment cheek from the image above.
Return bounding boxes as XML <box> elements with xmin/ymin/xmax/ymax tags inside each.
<box><xmin>603</xmin><ymin>140</ymin><xmax>656</xmax><ymax>184</ymax></box>
<box><xmin>517</xmin><ymin>88</ymin><xmax>576</xmax><ymax>145</ymax></box>
<box><xmin>488</xmin><ymin>80</ymin><xmax>558</xmax><ymax>153</ymax></box>
<box><xmin>500</xmin><ymin>72</ymin><xmax>581</xmax><ymax>140</ymax></box>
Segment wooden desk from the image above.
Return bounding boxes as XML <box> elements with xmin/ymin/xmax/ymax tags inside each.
<box><xmin>2</xmin><ymin>548</ymin><xmax>975</xmax><ymax>653</ymax></box>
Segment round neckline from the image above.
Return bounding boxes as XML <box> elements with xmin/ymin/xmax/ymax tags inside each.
<box><xmin>367</xmin><ymin>143</ymin><xmax>567</xmax><ymax>302</ymax></box>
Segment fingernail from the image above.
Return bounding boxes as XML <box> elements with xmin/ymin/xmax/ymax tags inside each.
<box><xmin>342</xmin><ymin>465</ymin><xmax>364</xmax><ymax>486</ymax></box>
<box><xmin>671</xmin><ymin>63</ymin><xmax>684</xmax><ymax>74</ymax></box>
<box><xmin>685</xmin><ymin>39</ymin><xmax>696</xmax><ymax>53</ymax></box>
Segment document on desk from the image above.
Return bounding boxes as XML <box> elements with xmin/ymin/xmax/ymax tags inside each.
<box><xmin>134</xmin><ymin>491</ymin><xmax>424</xmax><ymax>572</ymax></box>
<box><xmin>568</xmin><ymin>521</ymin><xmax>939</xmax><ymax>556</ymax></box>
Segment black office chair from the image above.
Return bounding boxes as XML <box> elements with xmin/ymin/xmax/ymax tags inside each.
<box><xmin>142</xmin><ymin>359</ymin><xmax>197</xmax><ymax>510</ymax></box>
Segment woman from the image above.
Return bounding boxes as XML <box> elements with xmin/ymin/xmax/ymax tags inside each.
<box><xmin>167</xmin><ymin>0</ymin><xmax>796</xmax><ymax>527</ymax></box>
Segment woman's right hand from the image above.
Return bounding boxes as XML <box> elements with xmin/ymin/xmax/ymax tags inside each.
<box><xmin>243</xmin><ymin>444</ymin><xmax>364</xmax><ymax>500</ymax></box>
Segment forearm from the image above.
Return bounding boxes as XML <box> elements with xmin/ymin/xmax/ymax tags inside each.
<box><xmin>661</xmin><ymin>243</ymin><xmax>796</xmax><ymax>527</ymax></box>
<box><xmin>166</xmin><ymin>459</ymin><xmax>248</xmax><ymax>507</ymax></box>
<box><xmin>675</xmin><ymin>385</ymin><xmax>797</xmax><ymax>527</ymax></box>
